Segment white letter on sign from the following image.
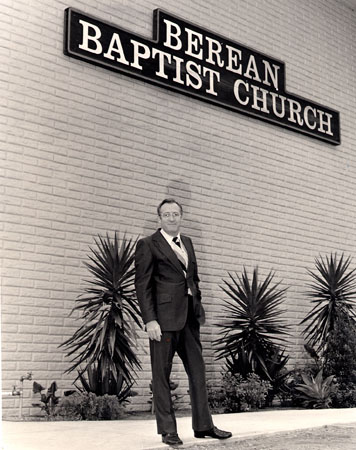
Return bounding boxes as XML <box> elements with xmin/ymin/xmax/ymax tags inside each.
<box><xmin>163</xmin><ymin>19</ymin><xmax>182</xmax><ymax>50</ymax></box>
<box><xmin>130</xmin><ymin>40</ymin><xmax>151</xmax><ymax>70</ymax></box>
<box><xmin>186</xmin><ymin>28</ymin><xmax>203</xmax><ymax>60</ymax></box>
<box><xmin>233</xmin><ymin>79</ymin><xmax>249</xmax><ymax>106</ymax></box>
<box><xmin>78</xmin><ymin>20</ymin><xmax>103</xmax><ymax>54</ymax></box>
<box><xmin>103</xmin><ymin>33</ymin><xmax>129</xmax><ymax>65</ymax></box>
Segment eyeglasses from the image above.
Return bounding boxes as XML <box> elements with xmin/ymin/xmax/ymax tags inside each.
<box><xmin>161</xmin><ymin>212</ymin><xmax>181</xmax><ymax>219</ymax></box>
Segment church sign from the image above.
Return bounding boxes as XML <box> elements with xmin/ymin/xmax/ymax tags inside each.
<box><xmin>64</xmin><ymin>8</ymin><xmax>341</xmax><ymax>145</ymax></box>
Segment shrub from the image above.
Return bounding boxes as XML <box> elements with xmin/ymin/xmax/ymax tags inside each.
<box><xmin>57</xmin><ymin>392</ymin><xmax>125</xmax><ymax>420</ymax></box>
<box><xmin>208</xmin><ymin>373</ymin><xmax>271</xmax><ymax>413</ymax></box>
<box><xmin>332</xmin><ymin>385</ymin><xmax>356</xmax><ymax>408</ymax></box>
<box><xmin>207</xmin><ymin>382</ymin><xmax>226</xmax><ymax>414</ymax></box>
<box><xmin>323</xmin><ymin>312</ymin><xmax>356</xmax><ymax>407</ymax></box>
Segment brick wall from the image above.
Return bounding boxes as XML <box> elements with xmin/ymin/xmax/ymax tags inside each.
<box><xmin>2</xmin><ymin>0</ymin><xmax>356</xmax><ymax>417</ymax></box>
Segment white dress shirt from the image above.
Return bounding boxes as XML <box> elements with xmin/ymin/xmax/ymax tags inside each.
<box><xmin>160</xmin><ymin>229</ymin><xmax>189</xmax><ymax>269</ymax></box>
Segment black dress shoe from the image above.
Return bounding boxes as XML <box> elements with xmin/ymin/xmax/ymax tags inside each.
<box><xmin>194</xmin><ymin>426</ymin><xmax>232</xmax><ymax>439</ymax></box>
<box><xmin>162</xmin><ymin>432</ymin><xmax>183</xmax><ymax>446</ymax></box>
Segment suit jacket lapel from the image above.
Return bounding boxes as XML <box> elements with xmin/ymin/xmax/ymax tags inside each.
<box><xmin>152</xmin><ymin>230</ymin><xmax>185</xmax><ymax>275</ymax></box>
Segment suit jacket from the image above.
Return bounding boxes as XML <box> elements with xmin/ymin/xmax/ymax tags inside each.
<box><xmin>135</xmin><ymin>229</ymin><xmax>206</xmax><ymax>331</ymax></box>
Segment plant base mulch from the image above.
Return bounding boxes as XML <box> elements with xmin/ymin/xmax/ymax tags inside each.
<box><xmin>183</xmin><ymin>424</ymin><xmax>356</xmax><ymax>450</ymax></box>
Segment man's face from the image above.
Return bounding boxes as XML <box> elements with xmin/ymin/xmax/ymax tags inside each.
<box><xmin>159</xmin><ymin>202</ymin><xmax>182</xmax><ymax>236</ymax></box>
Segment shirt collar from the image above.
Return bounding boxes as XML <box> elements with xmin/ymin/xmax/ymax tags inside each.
<box><xmin>160</xmin><ymin>228</ymin><xmax>181</xmax><ymax>244</ymax></box>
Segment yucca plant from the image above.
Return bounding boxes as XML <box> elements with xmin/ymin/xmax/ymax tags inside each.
<box><xmin>60</xmin><ymin>233</ymin><xmax>142</xmax><ymax>401</ymax></box>
<box><xmin>214</xmin><ymin>267</ymin><xmax>290</xmax><ymax>381</ymax></box>
<box><xmin>294</xmin><ymin>369</ymin><xmax>335</xmax><ymax>408</ymax></box>
<box><xmin>74</xmin><ymin>363</ymin><xmax>137</xmax><ymax>402</ymax></box>
<box><xmin>301</xmin><ymin>253</ymin><xmax>356</xmax><ymax>354</ymax></box>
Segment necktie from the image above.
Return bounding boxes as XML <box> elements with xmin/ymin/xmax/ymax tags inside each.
<box><xmin>172</xmin><ymin>237</ymin><xmax>187</xmax><ymax>273</ymax></box>
<box><xmin>173</xmin><ymin>236</ymin><xmax>181</xmax><ymax>247</ymax></box>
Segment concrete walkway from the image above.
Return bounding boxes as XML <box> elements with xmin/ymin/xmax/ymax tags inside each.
<box><xmin>1</xmin><ymin>408</ymin><xmax>356</xmax><ymax>450</ymax></box>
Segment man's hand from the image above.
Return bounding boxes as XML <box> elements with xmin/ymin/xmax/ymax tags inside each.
<box><xmin>146</xmin><ymin>320</ymin><xmax>162</xmax><ymax>341</ymax></box>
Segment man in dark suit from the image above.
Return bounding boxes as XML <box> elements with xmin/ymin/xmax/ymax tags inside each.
<box><xmin>135</xmin><ymin>198</ymin><xmax>232</xmax><ymax>446</ymax></box>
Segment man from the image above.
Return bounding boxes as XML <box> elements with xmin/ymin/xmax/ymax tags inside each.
<box><xmin>135</xmin><ymin>198</ymin><xmax>232</xmax><ymax>446</ymax></box>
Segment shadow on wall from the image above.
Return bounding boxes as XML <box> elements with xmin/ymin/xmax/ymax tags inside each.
<box><xmin>142</xmin><ymin>178</ymin><xmax>198</xmax><ymax>237</ymax></box>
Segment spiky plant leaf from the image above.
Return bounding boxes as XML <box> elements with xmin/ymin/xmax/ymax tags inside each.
<box><xmin>60</xmin><ymin>233</ymin><xmax>142</xmax><ymax>400</ymax></box>
<box><xmin>301</xmin><ymin>253</ymin><xmax>356</xmax><ymax>353</ymax></box>
<box><xmin>295</xmin><ymin>369</ymin><xmax>334</xmax><ymax>408</ymax></box>
<box><xmin>214</xmin><ymin>267</ymin><xmax>290</xmax><ymax>380</ymax></box>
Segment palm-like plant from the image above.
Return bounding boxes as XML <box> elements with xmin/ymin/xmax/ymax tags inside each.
<box><xmin>301</xmin><ymin>253</ymin><xmax>356</xmax><ymax>354</ymax></box>
<box><xmin>214</xmin><ymin>267</ymin><xmax>290</xmax><ymax>380</ymax></box>
<box><xmin>60</xmin><ymin>233</ymin><xmax>142</xmax><ymax>400</ymax></box>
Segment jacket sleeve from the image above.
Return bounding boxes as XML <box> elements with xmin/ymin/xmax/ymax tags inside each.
<box><xmin>134</xmin><ymin>238</ymin><xmax>157</xmax><ymax>325</ymax></box>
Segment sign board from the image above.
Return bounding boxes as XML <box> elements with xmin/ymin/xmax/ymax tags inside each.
<box><xmin>64</xmin><ymin>8</ymin><xmax>341</xmax><ymax>145</ymax></box>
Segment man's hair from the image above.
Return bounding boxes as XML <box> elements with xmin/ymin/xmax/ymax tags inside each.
<box><xmin>157</xmin><ymin>198</ymin><xmax>183</xmax><ymax>217</ymax></box>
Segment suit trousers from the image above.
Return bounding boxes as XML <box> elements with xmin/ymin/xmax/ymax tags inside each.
<box><xmin>149</xmin><ymin>298</ymin><xmax>213</xmax><ymax>435</ymax></box>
